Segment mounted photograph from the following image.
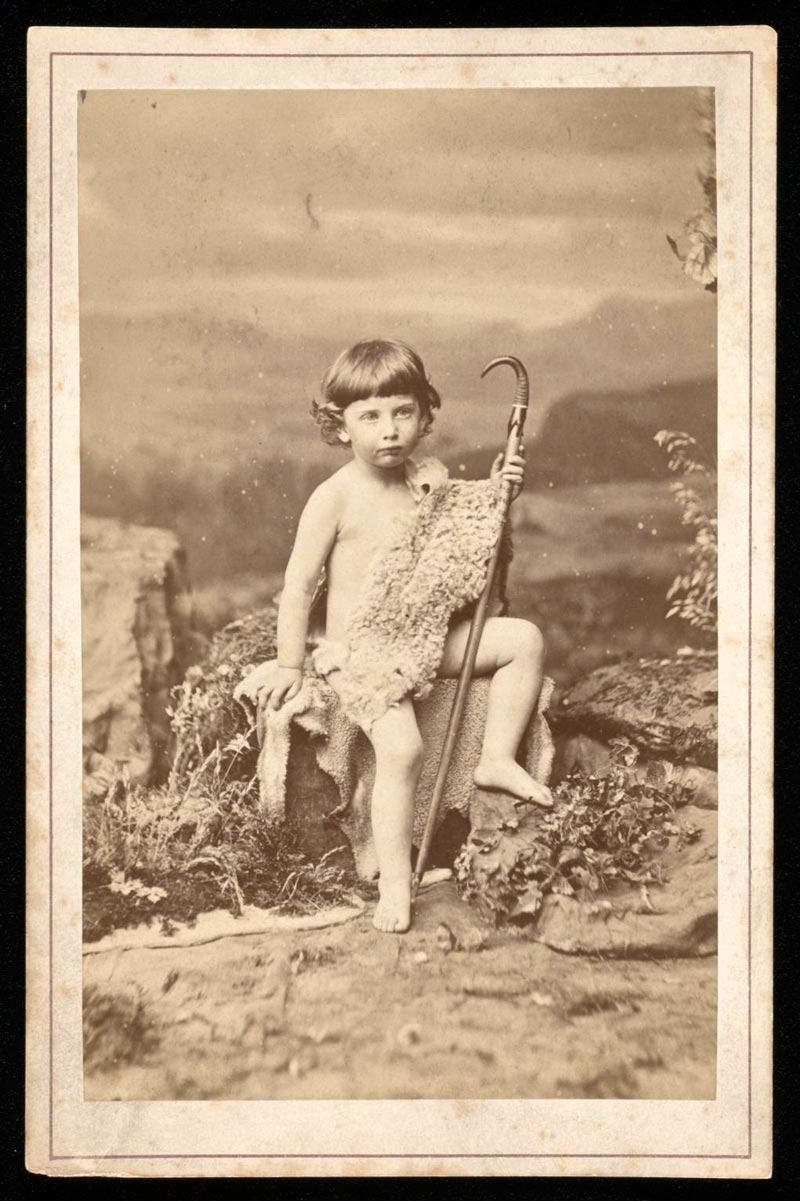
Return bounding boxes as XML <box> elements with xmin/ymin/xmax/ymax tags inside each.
<box><xmin>26</xmin><ymin>25</ymin><xmax>774</xmax><ymax>1179</ymax></box>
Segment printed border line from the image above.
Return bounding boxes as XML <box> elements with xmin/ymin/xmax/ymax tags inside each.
<box><xmin>48</xmin><ymin>46</ymin><xmax>55</xmax><ymax>1165</ymax></box>
<box><xmin>49</xmin><ymin>1152</ymin><xmax>754</xmax><ymax>1161</ymax></box>
<box><xmin>48</xmin><ymin>46</ymin><xmax>751</xmax><ymax>1164</ymax></box>
<box><xmin>746</xmin><ymin>43</ymin><xmax>754</xmax><ymax>1163</ymax></box>
<box><xmin>51</xmin><ymin>50</ymin><xmax>750</xmax><ymax>58</ymax></box>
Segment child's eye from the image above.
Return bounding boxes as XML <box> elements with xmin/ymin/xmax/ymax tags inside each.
<box><xmin>360</xmin><ymin>412</ymin><xmax>379</xmax><ymax>422</ymax></box>
<box><xmin>396</xmin><ymin>407</ymin><xmax>414</xmax><ymax>418</ymax></box>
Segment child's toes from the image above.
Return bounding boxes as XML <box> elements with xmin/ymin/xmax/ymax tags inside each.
<box><xmin>373</xmin><ymin>900</ymin><xmax>410</xmax><ymax>934</ymax></box>
<box><xmin>529</xmin><ymin>782</ymin><xmax>553</xmax><ymax>808</ymax></box>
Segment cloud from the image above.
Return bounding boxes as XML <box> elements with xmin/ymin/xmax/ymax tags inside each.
<box><xmin>80</xmin><ymin>198</ymin><xmax>699</xmax><ymax>335</ymax></box>
<box><xmin>79</xmin><ymin>87</ymin><xmax>714</xmax><ymax>337</ymax></box>
<box><xmin>79</xmin><ymin>87</ymin><xmax>708</xmax><ymax>226</ymax></box>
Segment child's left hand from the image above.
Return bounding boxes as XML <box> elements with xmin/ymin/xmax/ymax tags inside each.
<box><xmin>491</xmin><ymin>445</ymin><xmax>526</xmax><ymax>502</ymax></box>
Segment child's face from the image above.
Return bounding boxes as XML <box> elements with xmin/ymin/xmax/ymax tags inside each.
<box><xmin>339</xmin><ymin>394</ymin><xmax>423</xmax><ymax>468</ymax></box>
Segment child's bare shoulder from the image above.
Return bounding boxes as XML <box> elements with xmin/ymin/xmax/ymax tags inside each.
<box><xmin>317</xmin><ymin>462</ymin><xmax>362</xmax><ymax>500</ymax></box>
<box><xmin>301</xmin><ymin>464</ymin><xmax>352</xmax><ymax>524</ymax></box>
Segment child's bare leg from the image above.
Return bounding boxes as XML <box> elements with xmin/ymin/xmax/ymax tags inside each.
<box><xmin>366</xmin><ymin>699</ymin><xmax>424</xmax><ymax>932</ymax></box>
<box><xmin>438</xmin><ymin>617</ymin><xmax>552</xmax><ymax>806</ymax></box>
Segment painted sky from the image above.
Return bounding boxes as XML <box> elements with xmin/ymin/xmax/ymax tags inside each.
<box><xmin>79</xmin><ymin>87</ymin><xmax>713</xmax><ymax>337</ymax></box>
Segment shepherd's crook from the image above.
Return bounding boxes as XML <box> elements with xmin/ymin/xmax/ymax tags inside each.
<box><xmin>411</xmin><ymin>356</ymin><xmax>530</xmax><ymax>894</ymax></box>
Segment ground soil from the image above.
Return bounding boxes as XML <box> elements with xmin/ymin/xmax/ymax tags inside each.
<box><xmin>84</xmin><ymin>880</ymin><xmax>716</xmax><ymax>1101</ymax></box>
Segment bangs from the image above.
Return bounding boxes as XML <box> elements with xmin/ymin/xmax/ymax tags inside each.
<box><xmin>313</xmin><ymin>338</ymin><xmax>442</xmax><ymax>443</ymax></box>
<box><xmin>323</xmin><ymin>340</ymin><xmax>427</xmax><ymax>406</ymax></box>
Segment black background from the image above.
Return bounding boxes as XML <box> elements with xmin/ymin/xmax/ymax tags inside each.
<box><xmin>3</xmin><ymin>2</ymin><xmax>794</xmax><ymax>1194</ymax></box>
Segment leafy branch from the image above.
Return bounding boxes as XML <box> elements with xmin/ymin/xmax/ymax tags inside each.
<box><xmin>654</xmin><ymin>429</ymin><xmax>717</xmax><ymax>633</ymax></box>
<box><xmin>666</xmin><ymin>89</ymin><xmax>717</xmax><ymax>293</ymax></box>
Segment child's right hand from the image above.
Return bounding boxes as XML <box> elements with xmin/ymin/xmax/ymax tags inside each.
<box><xmin>234</xmin><ymin>662</ymin><xmax>303</xmax><ymax>711</ymax></box>
<box><xmin>264</xmin><ymin>666</ymin><xmax>304</xmax><ymax>710</ymax></box>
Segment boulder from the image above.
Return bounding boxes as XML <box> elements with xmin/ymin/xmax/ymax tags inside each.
<box><xmin>532</xmin><ymin>806</ymin><xmax>717</xmax><ymax>958</ymax></box>
<box><xmin>81</xmin><ymin>515</ymin><xmax>206</xmax><ymax>795</ymax></box>
<box><xmin>279</xmin><ymin>675</ymin><xmax>552</xmax><ymax>880</ymax></box>
<box><xmin>457</xmin><ymin>783</ymin><xmax>717</xmax><ymax>959</ymax></box>
<box><xmin>284</xmin><ymin>724</ymin><xmax>356</xmax><ymax>872</ymax></box>
<box><xmin>514</xmin><ymin>652</ymin><xmax>717</xmax><ymax>956</ymax></box>
<box><xmin>456</xmin><ymin>649</ymin><xmax>719</xmax><ymax>957</ymax></box>
<box><xmin>551</xmin><ymin>652</ymin><xmax>717</xmax><ymax>769</ymax></box>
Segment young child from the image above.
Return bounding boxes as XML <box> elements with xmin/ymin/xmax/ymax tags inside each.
<box><xmin>237</xmin><ymin>339</ymin><xmax>551</xmax><ymax>933</ymax></box>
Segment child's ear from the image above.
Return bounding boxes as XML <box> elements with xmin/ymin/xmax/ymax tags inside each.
<box><xmin>337</xmin><ymin>428</ymin><xmax>351</xmax><ymax>445</ymax></box>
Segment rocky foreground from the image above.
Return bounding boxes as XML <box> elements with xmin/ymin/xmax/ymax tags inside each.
<box><xmin>83</xmin><ymin>878</ymin><xmax>716</xmax><ymax>1101</ymax></box>
<box><xmin>81</xmin><ymin>518</ymin><xmax>717</xmax><ymax>1099</ymax></box>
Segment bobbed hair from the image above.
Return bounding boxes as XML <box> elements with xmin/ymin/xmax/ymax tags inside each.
<box><xmin>311</xmin><ymin>338</ymin><xmax>442</xmax><ymax>447</ymax></box>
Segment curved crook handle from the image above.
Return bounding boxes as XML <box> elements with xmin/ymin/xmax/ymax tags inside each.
<box><xmin>480</xmin><ymin>354</ymin><xmax>530</xmax><ymax>459</ymax></box>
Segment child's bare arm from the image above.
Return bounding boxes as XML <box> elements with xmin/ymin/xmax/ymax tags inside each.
<box><xmin>277</xmin><ymin>482</ymin><xmax>339</xmax><ymax>669</ymax></box>
<box><xmin>235</xmin><ymin>482</ymin><xmax>339</xmax><ymax>710</ymax></box>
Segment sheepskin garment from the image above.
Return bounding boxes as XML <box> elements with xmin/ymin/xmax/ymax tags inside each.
<box><xmin>308</xmin><ymin>456</ymin><xmax>509</xmax><ymax>729</ymax></box>
<box><xmin>248</xmin><ymin>456</ymin><xmax>554</xmax><ymax>877</ymax></box>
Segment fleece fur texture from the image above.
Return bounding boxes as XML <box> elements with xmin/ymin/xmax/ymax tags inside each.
<box><xmin>309</xmin><ymin>457</ymin><xmax>507</xmax><ymax>729</ymax></box>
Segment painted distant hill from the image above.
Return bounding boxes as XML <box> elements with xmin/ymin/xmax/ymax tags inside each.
<box><xmin>80</xmin><ymin>289</ymin><xmax>716</xmax><ymax>583</ymax></box>
<box><xmin>80</xmin><ymin>292</ymin><xmax>716</xmax><ymax>468</ymax></box>
<box><xmin>446</xmin><ymin>376</ymin><xmax>715</xmax><ymax>488</ymax></box>
<box><xmin>532</xmin><ymin>376</ymin><xmax>715</xmax><ymax>487</ymax></box>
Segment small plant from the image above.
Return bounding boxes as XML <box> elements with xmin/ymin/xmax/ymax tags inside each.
<box><xmin>455</xmin><ymin>738</ymin><xmax>699</xmax><ymax>924</ymax></box>
<box><xmin>168</xmin><ymin>607</ymin><xmax>278</xmax><ymax>782</ymax></box>
<box><xmin>83</xmin><ymin>767</ymin><xmax>353</xmax><ymax>942</ymax></box>
<box><xmin>654</xmin><ymin>429</ymin><xmax>717</xmax><ymax>633</ymax></box>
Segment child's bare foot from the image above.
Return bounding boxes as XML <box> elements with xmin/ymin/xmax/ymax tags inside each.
<box><xmin>373</xmin><ymin>873</ymin><xmax>412</xmax><ymax>933</ymax></box>
<box><xmin>474</xmin><ymin>758</ymin><xmax>553</xmax><ymax>807</ymax></box>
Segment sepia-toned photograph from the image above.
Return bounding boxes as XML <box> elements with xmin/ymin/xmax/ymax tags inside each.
<box><xmin>79</xmin><ymin>83</ymin><xmax>720</xmax><ymax>1101</ymax></box>
<box><xmin>26</xmin><ymin>24</ymin><xmax>775</xmax><ymax>1178</ymax></box>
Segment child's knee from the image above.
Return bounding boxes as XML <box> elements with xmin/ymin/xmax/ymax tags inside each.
<box><xmin>372</xmin><ymin>715</ymin><xmax>425</xmax><ymax>773</ymax></box>
<box><xmin>507</xmin><ymin>618</ymin><xmax>545</xmax><ymax>665</ymax></box>
<box><xmin>389</xmin><ymin>730</ymin><xmax>425</xmax><ymax>774</ymax></box>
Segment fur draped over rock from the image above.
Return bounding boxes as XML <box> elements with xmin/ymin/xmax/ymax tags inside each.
<box><xmin>233</xmin><ymin>456</ymin><xmax>553</xmax><ymax>878</ymax></box>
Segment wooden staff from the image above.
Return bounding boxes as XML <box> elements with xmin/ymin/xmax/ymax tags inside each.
<box><xmin>411</xmin><ymin>356</ymin><xmax>530</xmax><ymax>894</ymax></box>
